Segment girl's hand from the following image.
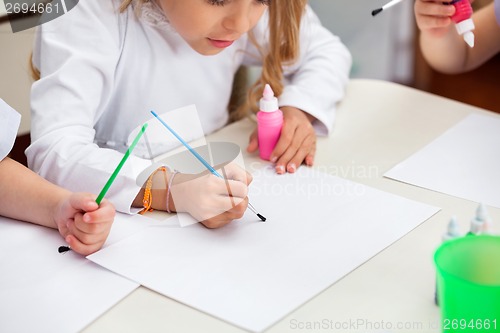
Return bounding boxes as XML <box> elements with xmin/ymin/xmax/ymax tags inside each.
<box><xmin>54</xmin><ymin>193</ymin><xmax>115</xmax><ymax>255</ymax></box>
<box><xmin>414</xmin><ymin>0</ymin><xmax>457</xmax><ymax>37</ymax></box>
<box><xmin>171</xmin><ymin>162</ymin><xmax>252</xmax><ymax>228</ymax></box>
<box><xmin>247</xmin><ymin>106</ymin><xmax>316</xmax><ymax>174</ymax></box>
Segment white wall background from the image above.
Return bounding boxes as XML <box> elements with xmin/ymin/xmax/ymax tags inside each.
<box><xmin>0</xmin><ymin>1</ymin><xmax>416</xmax><ymax>135</ymax></box>
<box><xmin>0</xmin><ymin>2</ymin><xmax>35</xmax><ymax>135</ymax></box>
<box><xmin>309</xmin><ymin>0</ymin><xmax>415</xmax><ymax>84</ymax></box>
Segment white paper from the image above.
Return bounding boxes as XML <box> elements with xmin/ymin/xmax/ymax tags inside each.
<box><xmin>89</xmin><ymin>167</ymin><xmax>439</xmax><ymax>332</ymax></box>
<box><xmin>0</xmin><ymin>213</ymin><xmax>148</xmax><ymax>333</ymax></box>
<box><xmin>385</xmin><ymin>114</ymin><xmax>500</xmax><ymax>208</ymax></box>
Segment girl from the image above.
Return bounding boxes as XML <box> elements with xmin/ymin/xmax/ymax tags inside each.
<box><xmin>1</xmin><ymin>100</ymin><xmax>115</xmax><ymax>256</ymax></box>
<box><xmin>415</xmin><ymin>0</ymin><xmax>500</xmax><ymax>73</ymax></box>
<box><xmin>27</xmin><ymin>0</ymin><xmax>351</xmax><ymax>228</ymax></box>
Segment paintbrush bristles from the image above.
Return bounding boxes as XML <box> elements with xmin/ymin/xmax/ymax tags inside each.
<box><xmin>371</xmin><ymin>0</ymin><xmax>406</xmax><ymax>17</ymax></box>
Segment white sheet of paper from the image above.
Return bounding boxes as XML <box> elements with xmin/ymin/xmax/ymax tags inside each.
<box><xmin>385</xmin><ymin>113</ymin><xmax>500</xmax><ymax>208</ymax></box>
<box><xmin>88</xmin><ymin>167</ymin><xmax>439</xmax><ymax>332</ymax></box>
<box><xmin>0</xmin><ymin>213</ymin><xmax>148</xmax><ymax>333</ymax></box>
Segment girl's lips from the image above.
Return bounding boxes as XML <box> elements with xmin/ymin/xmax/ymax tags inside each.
<box><xmin>208</xmin><ymin>38</ymin><xmax>234</xmax><ymax>48</ymax></box>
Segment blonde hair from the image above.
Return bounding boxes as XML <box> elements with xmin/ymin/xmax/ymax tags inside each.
<box><xmin>30</xmin><ymin>53</ymin><xmax>40</xmax><ymax>81</ymax></box>
<box><xmin>239</xmin><ymin>0</ymin><xmax>307</xmax><ymax>119</ymax></box>
<box><xmin>119</xmin><ymin>0</ymin><xmax>138</xmax><ymax>12</ymax></box>
<box><xmin>120</xmin><ymin>0</ymin><xmax>306</xmax><ymax>121</ymax></box>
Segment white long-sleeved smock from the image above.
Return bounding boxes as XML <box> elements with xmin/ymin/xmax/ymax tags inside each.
<box><xmin>27</xmin><ymin>0</ymin><xmax>352</xmax><ymax>214</ymax></box>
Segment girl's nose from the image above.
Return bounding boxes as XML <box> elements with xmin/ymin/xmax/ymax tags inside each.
<box><xmin>221</xmin><ymin>6</ymin><xmax>252</xmax><ymax>34</ymax></box>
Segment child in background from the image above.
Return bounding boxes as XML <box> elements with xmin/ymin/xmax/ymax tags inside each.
<box><xmin>1</xmin><ymin>100</ymin><xmax>115</xmax><ymax>255</ymax></box>
<box><xmin>415</xmin><ymin>0</ymin><xmax>500</xmax><ymax>73</ymax></box>
<box><xmin>27</xmin><ymin>0</ymin><xmax>351</xmax><ymax>228</ymax></box>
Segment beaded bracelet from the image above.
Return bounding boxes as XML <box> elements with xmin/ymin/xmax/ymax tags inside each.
<box><xmin>139</xmin><ymin>166</ymin><xmax>169</xmax><ymax>215</ymax></box>
<box><xmin>166</xmin><ymin>170</ymin><xmax>179</xmax><ymax>213</ymax></box>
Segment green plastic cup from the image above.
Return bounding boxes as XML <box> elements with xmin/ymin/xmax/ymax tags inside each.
<box><xmin>434</xmin><ymin>235</ymin><xmax>500</xmax><ymax>332</ymax></box>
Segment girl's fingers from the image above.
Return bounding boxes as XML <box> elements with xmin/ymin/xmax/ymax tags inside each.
<box><xmin>66</xmin><ymin>214</ymin><xmax>108</xmax><ymax>246</ymax></box>
<box><xmin>305</xmin><ymin>151</ymin><xmax>315</xmax><ymax>167</ymax></box>
<box><xmin>82</xmin><ymin>200</ymin><xmax>115</xmax><ymax>224</ymax></box>
<box><xmin>415</xmin><ymin>0</ymin><xmax>455</xmax><ymax>31</ymax></box>
<box><xmin>220</xmin><ymin>164</ymin><xmax>252</xmax><ymax>185</ymax></box>
<box><xmin>275</xmin><ymin>130</ymin><xmax>314</xmax><ymax>174</ymax></box>
<box><xmin>68</xmin><ymin>192</ymin><xmax>98</xmax><ymax>212</ymax></box>
<box><xmin>65</xmin><ymin>234</ymin><xmax>102</xmax><ymax>256</ymax></box>
<box><xmin>269</xmin><ymin>122</ymin><xmax>296</xmax><ymax>163</ymax></box>
<box><xmin>286</xmin><ymin>135</ymin><xmax>316</xmax><ymax>172</ymax></box>
<box><xmin>246</xmin><ymin>130</ymin><xmax>259</xmax><ymax>153</ymax></box>
<box><xmin>200</xmin><ymin>197</ymin><xmax>248</xmax><ymax>229</ymax></box>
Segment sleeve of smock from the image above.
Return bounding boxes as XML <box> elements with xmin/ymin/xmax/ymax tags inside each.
<box><xmin>27</xmin><ymin>0</ymin><xmax>150</xmax><ymax>214</ymax></box>
<box><xmin>242</xmin><ymin>6</ymin><xmax>352</xmax><ymax>136</ymax></box>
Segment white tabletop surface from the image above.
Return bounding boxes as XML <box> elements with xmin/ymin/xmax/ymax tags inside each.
<box><xmin>83</xmin><ymin>79</ymin><xmax>500</xmax><ymax>333</ymax></box>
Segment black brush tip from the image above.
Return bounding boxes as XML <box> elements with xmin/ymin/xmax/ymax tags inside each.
<box><xmin>257</xmin><ymin>213</ymin><xmax>266</xmax><ymax>222</ymax></box>
<box><xmin>58</xmin><ymin>246</ymin><xmax>71</xmax><ymax>253</ymax></box>
<box><xmin>372</xmin><ymin>8</ymin><xmax>383</xmax><ymax>16</ymax></box>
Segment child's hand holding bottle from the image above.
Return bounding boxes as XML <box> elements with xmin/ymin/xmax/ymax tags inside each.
<box><xmin>415</xmin><ymin>0</ymin><xmax>458</xmax><ymax>38</ymax></box>
<box><xmin>247</xmin><ymin>84</ymin><xmax>316</xmax><ymax>174</ymax></box>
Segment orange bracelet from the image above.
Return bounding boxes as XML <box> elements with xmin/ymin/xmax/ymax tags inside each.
<box><xmin>139</xmin><ymin>166</ymin><xmax>168</xmax><ymax>215</ymax></box>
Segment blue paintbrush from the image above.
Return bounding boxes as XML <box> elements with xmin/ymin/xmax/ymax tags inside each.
<box><xmin>150</xmin><ymin>110</ymin><xmax>266</xmax><ymax>222</ymax></box>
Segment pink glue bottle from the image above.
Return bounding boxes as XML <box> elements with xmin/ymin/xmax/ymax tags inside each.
<box><xmin>450</xmin><ymin>0</ymin><xmax>475</xmax><ymax>48</ymax></box>
<box><xmin>257</xmin><ymin>84</ymin><xmax>283</xmax><ymax>161</ymax></box>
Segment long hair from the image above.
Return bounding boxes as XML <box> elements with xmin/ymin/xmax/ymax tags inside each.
<box><xmin>119</xmin><ymin>0</ymin><xmax>137</xmax><ymax>12</ymax></box>
<box><xmin>236</xmin><ymin>0</ymin><xmax>307</xmax><ymax>120</ymax></box>
<box><xmin>29</xmin><ymin>53</ymin><xmax>40</xmax><ymax>81</ymax></box>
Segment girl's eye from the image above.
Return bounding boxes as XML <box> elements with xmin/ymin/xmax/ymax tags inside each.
<box><xmin>206</xmin><ymin>0</ymin><xmax>270</xmax><ymax>6</ymax></box>
<box><xmin>207</xmin><ymin>0</ymin><xmax>226</xmax><ymax>6</ymax></box>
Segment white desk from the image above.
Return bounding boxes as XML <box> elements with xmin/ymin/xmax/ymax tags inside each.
<box><xmin>83</xmin><ymin>79</ymin><xmax>500</xmax><ymax>333</ymax></box>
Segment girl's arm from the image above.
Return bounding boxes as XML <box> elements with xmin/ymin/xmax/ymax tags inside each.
<box><xmin>0</xmin><ymin>157</ymin><xmax>68</xmax><ymax>227</ymax></box>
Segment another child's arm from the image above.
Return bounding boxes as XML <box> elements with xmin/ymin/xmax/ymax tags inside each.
<box><xmin>416</xmin><ymin>0</ymin><xmax>500</xmax><ymax>73</ymax></box>
<box><xmin>0</xmin><ymin>157</ymin><xmax>115</xmax><ymax>255</ymax></box>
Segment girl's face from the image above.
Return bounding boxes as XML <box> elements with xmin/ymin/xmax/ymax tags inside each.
<box><xmin>157</xmin><ymin>0</ymin><xmax>269</xmax><ymax>55</ymax></box>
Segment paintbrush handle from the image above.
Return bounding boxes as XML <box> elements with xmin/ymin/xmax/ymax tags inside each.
<box><xmin>150</xmin><ymin>111</ymin><xmax>222</xmax><ymax>177</ymax></box>
<box><xmin>96</xmin><ymin>123</ymin><xmax>148</xmax><ymax>204</ymax></box>
<box><xmin>150</xmin><ymin>111</ymin><xmax>266</xmax><ymax>222</ymax></box>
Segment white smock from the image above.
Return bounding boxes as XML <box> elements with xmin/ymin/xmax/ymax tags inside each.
<box><xmin>27</xmin><ymin>0</ymin><xmax>352</xmax><ymax>213</ymax></box>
